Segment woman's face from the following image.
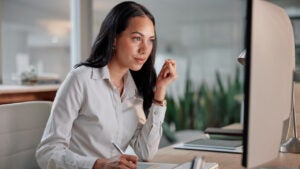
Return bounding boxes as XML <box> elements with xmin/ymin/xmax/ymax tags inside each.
<box><xmin>112</xmin><ymin>16</ymin><xmax>155</xmax><ymax>71</ymax></box>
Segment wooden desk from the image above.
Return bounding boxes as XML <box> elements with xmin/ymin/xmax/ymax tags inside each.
<box><xmin>152</xmin><ymin>123</ymin><xmax>300</xmax><ymax>169</ymax></box>
<box><xmin>152</xmin><ymin>145</ymin><xmax>300</xmax><ymax>169</ymax></box>
<box><xmin>0</xmin><ymin>84</ymin><xmax>59</xmax><ymax>104</ymax></box>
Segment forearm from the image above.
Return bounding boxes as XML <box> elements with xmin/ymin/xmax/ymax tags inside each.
<box><xmin>154</xmin><ymin>86</ymin><xmax>166</xmax><ymax>101</ymax></box>
<box><xmin>36</xmin><ymin>144</ymin><xmax>97</xmax><ymax>169</ymax></box>
<box><xmin>130</xmin><ymin>104</ymin><xmax>166</xmax><ymax>161</ymax></box>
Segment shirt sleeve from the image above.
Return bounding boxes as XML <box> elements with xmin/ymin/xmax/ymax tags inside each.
<box><xmin>129</xmin><ymin>103</ymin><xmax>166</xmax><ymax>161</ymax></box>
<box><xmin>35</xmin><ymin>71</ymin><xmax>97</xmax><ymax>169</ymax></box>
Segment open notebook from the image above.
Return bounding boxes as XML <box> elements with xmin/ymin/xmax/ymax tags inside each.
<box><xmin>137</xmin><ymin>161</ymin><xmax>218</xmax><ymax>169</ymax></box>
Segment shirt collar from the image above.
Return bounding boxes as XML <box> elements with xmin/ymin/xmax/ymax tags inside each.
<box><xmin>91</xmin><ymin>65</ymin><xmax>110</xmax><ymax>80</ymax></box>
<box><xmin>123</xmin><ymin>71</ymin><xmax>138</xmax><ymax>99</ymax></box>
<box><xmin>91</xmin><ymin>66</ymin><xmax>138</xmax><ymax>98</ymax></box>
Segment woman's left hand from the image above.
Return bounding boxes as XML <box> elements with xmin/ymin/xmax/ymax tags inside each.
<box><xmin>154</xmin><ymin>59</ymin><xmax>178</xmax><ymax>101</ymax></box>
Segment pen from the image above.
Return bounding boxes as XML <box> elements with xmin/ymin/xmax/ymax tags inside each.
<box><xmin>190</xmin><ymin>157</ymin><xmax>196</xmax><ymax>169</ymax></box>
<box><xmin>190</xmin><ymin>156</ymin><xmax>204</xmax><ymax>169</ymax></box>
<box><xmin>111</xmin><ymin>141</ymin><xmax>125</xmax><ymax>154</ymax></box>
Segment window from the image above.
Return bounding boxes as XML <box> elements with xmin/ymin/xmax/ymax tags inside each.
<box><xmin>1</xmin><ymin>0</ymin><xmax>70</xmax><ymax>84</ymax></box>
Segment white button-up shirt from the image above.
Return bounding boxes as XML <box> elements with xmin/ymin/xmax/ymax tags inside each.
<box><xmin>35</xmin><ymin>66</ymin><xmax>166</xmax><ymax>169</ymax></box>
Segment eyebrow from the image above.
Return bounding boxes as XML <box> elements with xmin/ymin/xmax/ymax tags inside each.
<box><xmin>131</xmin><ymin>31</ymin><xmax>155</xmax><ymax>38</ymax></box>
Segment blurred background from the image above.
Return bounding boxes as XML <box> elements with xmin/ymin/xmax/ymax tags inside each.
<box><xmin>1</xmin><ymin>0</ymin><xmax>299</xmax><ymax>146</ymax></box>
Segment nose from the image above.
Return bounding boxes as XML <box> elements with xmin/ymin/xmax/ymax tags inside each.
<box><xmin>139</xmin><ymin>41</ymin><xmax>147</xmax><ymax>55</ymax></box>
<box><xmin>139</xmin><ymin>49</ymin><xmax>146</xmax><ymax>55</ymax></box>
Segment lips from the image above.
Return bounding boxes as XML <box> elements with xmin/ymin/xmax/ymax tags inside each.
<box><xmin>134</xmin><ymin>57</ymin><xmax>146</xmax><ymax>64</ymax></box>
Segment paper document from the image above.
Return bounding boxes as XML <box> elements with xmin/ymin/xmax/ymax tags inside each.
<box><xmin>137</xmin><ymin>161</ymin><xmax>218</xmax><ymax>169</ymax></box>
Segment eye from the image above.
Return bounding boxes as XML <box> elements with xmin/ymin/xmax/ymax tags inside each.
<box><xmin>133</xmin><ymin>37</ymin><xmax>141</xmax><ymax>41</ymax></box>
<box><xmin>150</xmin><ymin>38</ymin><xmax>155</xmax><ymax>43</ymax></box>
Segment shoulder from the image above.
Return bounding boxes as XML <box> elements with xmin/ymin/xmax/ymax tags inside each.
<box><xmin>60</xmin><ymin>66</ymin><xmax>93</xmax><ymax>87</ymax></box>
<box><xmin>69</xmin><ymin>66</ymin><xmax>108</xmax><ymax>81</ymax></box>
<box><xmin>70</xmin><ymin>66</ymin><xmax>93</xmax><ymax>78</ymax></box>
<box><xmin>67</xmin><ymin>66</ymin><xmax>100</xmax><ymax>82</ymax></box>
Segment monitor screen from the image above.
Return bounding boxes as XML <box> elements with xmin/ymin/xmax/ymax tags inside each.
<box><xmin>242</xmin><ymin>0</ymin><xmax>295</xmax><ymax>168</ymax></box>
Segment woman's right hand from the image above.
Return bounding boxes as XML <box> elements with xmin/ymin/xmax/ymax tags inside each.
<box><xmin>93</xmin><ymin>154</ymin><xmax>138</xmax><ymax>169</ymax></box>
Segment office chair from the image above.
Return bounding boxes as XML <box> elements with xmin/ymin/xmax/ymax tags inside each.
<box><xmin>0</xmin><ymin>101</ymin><xmax>52</xmax><ymax>169</ymax></box>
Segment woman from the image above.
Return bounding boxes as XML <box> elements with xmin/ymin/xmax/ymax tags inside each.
<box><xmin>36</xmin><ymin>1</ymin><xmax>177</xmax><ymax>169</ymax></box>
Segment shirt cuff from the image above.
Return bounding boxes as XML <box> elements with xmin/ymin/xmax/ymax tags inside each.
<box><xmin>150</xmin><ymin>103</ymin><xmax>166</xmax><ymax>124</ymax></box>
<box><xmin>73</xmin><ymin>153</ymin><xmax>98</xmax><ymax>169</ymax></box>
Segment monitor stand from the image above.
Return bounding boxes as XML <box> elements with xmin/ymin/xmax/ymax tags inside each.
<box><xmin>280</xmin><ymin>71</ymin><xmax>300</xmax><ymax>153</ymax></box>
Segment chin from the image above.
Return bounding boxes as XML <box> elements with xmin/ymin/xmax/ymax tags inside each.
<box><xmin>130</xmin><ymin>65</ymin><xmax>144</xmax><ymax>71</ymax></box>
<box><xmin>130</xmin><ymin>67</ymin><xmax>142</xmax><ymax>71</ymax></box>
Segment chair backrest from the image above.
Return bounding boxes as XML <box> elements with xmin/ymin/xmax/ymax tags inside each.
<box><xmin>0</xmin><ymin>101</ymin><xmax>52</xmax><ymax>169</ymax></box>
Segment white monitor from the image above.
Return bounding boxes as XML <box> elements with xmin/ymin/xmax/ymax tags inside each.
<box><xmin>242</xmin><ymin>0</ymin><xmax>295</xmax><ymax>168</ymax></box>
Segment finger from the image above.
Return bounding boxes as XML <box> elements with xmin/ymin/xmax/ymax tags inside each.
<box><xmin>162</xmin><ymin>62</ymin><xmax>168</xmax><ymax>71</ymax></box>
<box><xmin>159</xmin><ymin>65</ymin><xmax>168</xmax><ymax>78</ymax></box>
<box><xmin>120</xmin><ymin>159</ymin><xmax>136</xmax><ymax>169</ymax></box>
<box><xmin>164</xmin><ymin>69</ymin><xmax>170</xmax><ymax>78</ymax></box>
<box><xmin>119</xmin><ymin>157</ymin><xmax>132</xmax><ymax>168</ymax></box>
<box><xmin>119</xmin><ymin>154</ymin><xmax>138</xmax><ymax>169</ymax></box>
<box><xmin>171</xmin><ymin>60</ymin><xmax>177</xmax><ymax>69</ymax></box>
<box><xmin>129</xmin><ymin>161</ymin><xmax>137</xmax><ymax>169</ymax></box>
<box><xmin>124</xmin><ymin>154</ymin><xmax>138</xmax><ymax>163</ymax></box>
<box><xmin>160</xmin><ymin>65</ymin><xmax>170</xmax><ymax>78</ymax></box>
<box><xmin>167</xmin><ymin>60</ymin><xmax>176</xmax><ymax>69</ymax></box>
<box><xmin>166</xmin><ymin>62</ymin><xmax>177</xmax><ymax>79</ymax></box>
<box><xmin>159</xmin><ymin>60</ymin><xmax>176</xmax><ymax>79</ymax></box>
<box><xmin>165</xmin><ymin>59</ymin><xmax>176</xmax><ymax>67</ymax></box>
<box><xmin>164</xmin><ymin>62</ymin><xmax>175</xmax><ymax>78</ymax></box>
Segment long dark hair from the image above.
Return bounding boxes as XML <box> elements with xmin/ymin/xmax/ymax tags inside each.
<box><xmin>75</xmin><ymin>1</ymin><xmax>157</xmax><ymax>116</ymax></box>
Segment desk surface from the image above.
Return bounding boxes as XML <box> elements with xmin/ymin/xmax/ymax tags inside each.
<box><xmin>152</xmin><ymin>145</ymin><xmax>300</xmax><ymax>169</ymax></box>
<box><xmin>152</xmin><ymin>123</ymin><xmax>300</xmax><ymax>168</ymax></box>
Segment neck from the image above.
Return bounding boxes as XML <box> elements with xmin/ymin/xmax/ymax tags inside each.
<box><xmin>107</xmin><ymin>61</ymin><xmax>128</xmax><ymax>86</ymax></box>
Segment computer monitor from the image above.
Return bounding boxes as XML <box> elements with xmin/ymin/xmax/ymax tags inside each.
<box><xmin>242</xmin><ymin>0</ymin><xmax>295</xmax><ymax>168</ymax></box>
